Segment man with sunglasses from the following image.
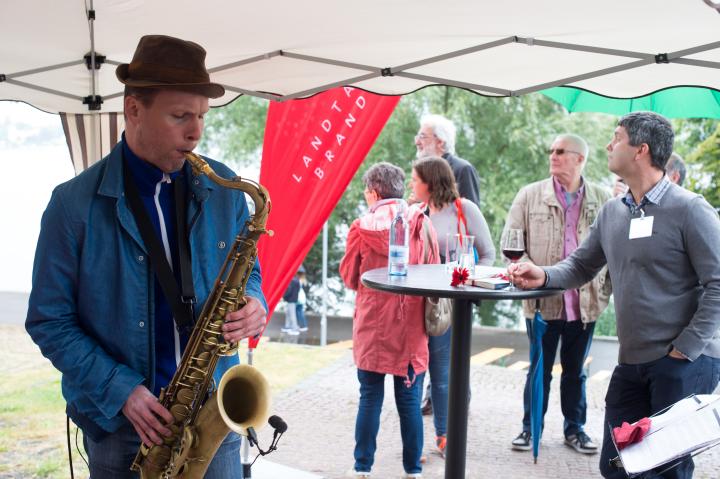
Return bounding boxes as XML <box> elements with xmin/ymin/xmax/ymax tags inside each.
<box><xmin>503</xmin><ymin>133</ymin><xmax>611</xmax><ymax>455</ymax></box>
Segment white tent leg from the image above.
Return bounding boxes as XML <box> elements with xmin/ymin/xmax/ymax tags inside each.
<box><xmin>321</xmin><ymin>221</ymin><xmax>328</xmax><ymax>347</ymax></box>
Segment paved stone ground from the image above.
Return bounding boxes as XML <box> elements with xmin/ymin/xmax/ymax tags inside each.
<box><xmin>2</xmin><ymin>322</ymin><xmax>717</xmax><ymax>479</ymax></box>
<box><xmin>265</xmin><ymin>350</ymin><xmax>720</xmax><ymax>479</ymax></box>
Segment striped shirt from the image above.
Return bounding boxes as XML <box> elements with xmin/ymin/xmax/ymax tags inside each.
<box><xmin>622</xmin><ymin>175</ymin><xmax>671</xmax><ymax>216</ymax></box>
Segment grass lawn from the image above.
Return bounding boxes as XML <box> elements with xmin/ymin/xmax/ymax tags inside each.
<box><xmin>0</xmin><ymin>328</ymin><xmax>344</xmax><ymax>478</ymax></box>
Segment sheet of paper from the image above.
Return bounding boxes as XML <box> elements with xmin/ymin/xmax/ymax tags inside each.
<box><xmin>619</xmin><ymin>395</ymin><xmax>720</xmax><ymax>474</ymax></box>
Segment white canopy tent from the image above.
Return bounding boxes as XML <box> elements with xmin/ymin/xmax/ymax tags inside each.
<box><xmin>2</xmin><ymin>0</ymin><xmax>720</xmax><ymax>116</ymax></box>
<box><xmin>3</xmin><ymin>0</ymin><xmax>719</xmax><ymax>169</ymax></box>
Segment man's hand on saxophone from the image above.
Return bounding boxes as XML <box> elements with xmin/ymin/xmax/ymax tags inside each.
<box><xmin>222</xmin><ymin>296</ymin><xmax>268</xmax><ymax>344</ymax></box>
<box><xmin>122</xmin><ymin>385</ymin><xmax>175</xmax><ymax>447</ymax></box>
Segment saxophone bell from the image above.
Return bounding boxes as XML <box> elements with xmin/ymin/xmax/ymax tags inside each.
<box><xmin>216</xmin><ymin>364</ymin><xmax>271</xmax><ymax>436</ymax></box>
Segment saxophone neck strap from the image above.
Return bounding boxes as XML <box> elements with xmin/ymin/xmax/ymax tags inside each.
<box><xmin>122</xmin><ymin>154</ymin><xmax>195</xmax><ymax>334</ymax></box>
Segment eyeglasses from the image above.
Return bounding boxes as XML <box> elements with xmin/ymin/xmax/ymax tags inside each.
<box><xmin>547</xmin><ymin>148</ymin><xmax>581</xmax><ymax>156</ymax></box>
<box><xmin>415</xmin><ymin>133</ymin><xmax>436</xmax><ymax>141</ymax></box>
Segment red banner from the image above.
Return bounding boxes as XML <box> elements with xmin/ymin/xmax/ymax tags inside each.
<box><xmin>253</xmin><ymin>88</ymin><xmax>399</xmax><ymax>346</ymax></box>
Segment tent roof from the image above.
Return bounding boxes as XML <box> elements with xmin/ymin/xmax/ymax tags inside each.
<box><xmin>2</xmin><ymin>0</ymin><xmax>719</xmax><ymax>113</ymax></box>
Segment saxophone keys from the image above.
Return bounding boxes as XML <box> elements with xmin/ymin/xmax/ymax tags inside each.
<box><xmin>193</xmin><ymin>352</ymin><xmax>211</xmax><ymax>368</ymax></box>
<box><xmin>170</xmin><ymin>403</ymin><xmax>191</xmax><ymax>422</ymax></box>
<box><xmin>176</xmin><ymin>388</ymin><xmax>195</xmax><ymax>405</ymax></box>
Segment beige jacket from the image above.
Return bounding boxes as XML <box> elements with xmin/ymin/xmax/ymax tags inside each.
<box><xmin>504</xmin><ymin>177</ymin><xmax>612</xmax><ymax>323</ymax></box>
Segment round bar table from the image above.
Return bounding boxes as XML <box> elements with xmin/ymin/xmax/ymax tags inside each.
<box><xmin>361</xmin><ymin>264</ymin><xmax>562</xmax><ymax>479</ymax></box>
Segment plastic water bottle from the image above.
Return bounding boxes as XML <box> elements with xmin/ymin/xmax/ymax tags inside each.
<box><xmin>388</xmin><ymin>204</ymin><xmax>409</xmax><ymax>276</ymax></box>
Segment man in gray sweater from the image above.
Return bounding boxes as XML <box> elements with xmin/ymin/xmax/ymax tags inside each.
<box><xmin>509</xmin><ymin>111</ymin><xmax>720</xmax><ymax>479</ymax></box>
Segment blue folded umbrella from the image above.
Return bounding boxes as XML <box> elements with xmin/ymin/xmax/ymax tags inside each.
<box><xmin>528</xmin><ymin>308</ymin><xmax>547</xmax><ymax>463</ymax></box>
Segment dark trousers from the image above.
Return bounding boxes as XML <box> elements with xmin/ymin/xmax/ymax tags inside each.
<box><xmin>354</xmin><ymin>366</ymin><xmax>425</xmax><ymax>475</ymax></box>
<box><xmin>83</xmin><ymin>422</ymin><xmax>242</xmax><ymax>478</ymax></box>
<box><xmin>599</xmin><ymin>354</ymin><xmax>720</xmax><ymax>479</ymax></box>
<box><xmin>522</xmin><ymin>318</ymin><xmax>595</xmax><ymax>437</ymax></box>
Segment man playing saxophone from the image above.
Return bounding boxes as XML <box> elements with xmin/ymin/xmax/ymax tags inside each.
<box><xmin>25</xmin><ymin>35</ymin><xmax>267</xmax><ymax>478</ymax></box>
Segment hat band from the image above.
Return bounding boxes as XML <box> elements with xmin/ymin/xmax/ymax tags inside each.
<box><xmin>127</xmin><ymin>61</ymin><xmax>211</xmax><ymax>84</ymax></box>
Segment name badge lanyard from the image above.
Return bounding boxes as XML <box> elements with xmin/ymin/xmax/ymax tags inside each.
<box><xmin>123</xmin><ymin>157</ymin><xmax>196</xmax><ymax>334</ymax></box>
<box><xmin>629</xmin><ymin>204</ymin><xmax>654</xmax><ymax>240</ymax></box>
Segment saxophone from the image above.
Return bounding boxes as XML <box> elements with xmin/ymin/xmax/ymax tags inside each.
<box><xmin>131</xmin><ymin>152</ymin><xmax>272</xmax><ymax>479</ymax></box>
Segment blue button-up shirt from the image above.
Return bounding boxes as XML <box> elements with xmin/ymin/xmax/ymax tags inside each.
<box><xmin>123</xmin><ymin>139</ymin><xmax>187</xmax><ymax>396</ymax></box>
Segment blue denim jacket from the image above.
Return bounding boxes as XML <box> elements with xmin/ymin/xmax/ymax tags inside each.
<box><xmin>26</xmin><ymin>143</ymin><xmax>266</xmax><ymax>439</ymax></box>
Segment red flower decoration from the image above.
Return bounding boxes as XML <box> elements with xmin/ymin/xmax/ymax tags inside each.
<box><xmin>451</xmin><ymin>267</ymin><xmax>470</xmax><ymax>287</ymax></box>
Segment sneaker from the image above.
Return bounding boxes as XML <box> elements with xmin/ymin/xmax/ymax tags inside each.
<box><xmin>421</xmin><ymin>397</ymin><xmax>433</xmax><ymax>416</ymax></box>
<box><xmin>403</xmin><ymin>474</ymin><xmax>422</xmax><ymax>478</ymax></box>
<box><xmin>280</xmin><ymin>327</ymin><xmax>292</xmax><ymax>333</ymax></box>
<box><xmin>287</xmin><ymin>329</ymin><xmax>300</xmax><ymax>336</ymax></box>
<box><xmin>511</xmin><ymin>431</ymin><xmax>532</xmax><ymax>451</ymax></box>
<box><xmin>345</xmin><ymin>469</ymin><xmax>371</xmax><ymax>478</ymax></box>
<box><xmin>435</xmin><ymin>435</ymin><xmax>446</xmax><ymax>457</ymax></box>
<box><xmin>298</xmin><ymin>327</ymin><xmax>308</xmax><ymax>332</ymax></box>
<box><xmin>564</xmin><ymin>431</ymin><xmax>598</xmax><ymax>454</ymax></box>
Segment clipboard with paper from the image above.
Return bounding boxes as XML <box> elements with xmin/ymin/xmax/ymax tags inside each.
<box><xmin>611</xmin><ymin>394</ymin><xmax>720</xmax><ymax>476</ymax></box>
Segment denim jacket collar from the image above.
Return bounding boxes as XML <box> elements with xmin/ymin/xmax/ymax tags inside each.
<box><xmin>96</xmin><ymin>140</ymin><xmax>216</xmax><ymax>200</ymax></box>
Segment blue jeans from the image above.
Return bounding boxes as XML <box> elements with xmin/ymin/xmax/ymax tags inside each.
<box><xmin>296</xmin><ymin>303</ymin><xmax>307</xmax><ymax>329</ymax></box>
<box><xmin>83</xmin><ymin>422</ymin><xmax>243</xmax><ymax>478</ymax></box>
<box><xmin>354</xmin><ymin>366</ymin><xmax>425</xmax><ymax>475</ymax></box>
<box><xmin>428</xmin><ymin>326</ymin><xmax>451</xmax><ymax>437</ymax></box>
<box><xmin>521</xmin><ymin>318</ymin><xmax>594</xmax><ymax>437</ymax></box>
<box><xmin>599</xmin><ymin>354</ymin><xmax>720</xmax><ymax>479</ymax></box>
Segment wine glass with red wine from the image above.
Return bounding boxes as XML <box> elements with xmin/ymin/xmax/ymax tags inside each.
<box><xmin>502</xmin><ymin>228</ymin><xmax>525</xmax><ymax>290</ymax></box>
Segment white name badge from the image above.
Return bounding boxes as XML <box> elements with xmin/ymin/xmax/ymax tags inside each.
<box><xmin>629</xmin><ymin>216</ymin><xmax>654</xmax><ymax>239</ymax></box>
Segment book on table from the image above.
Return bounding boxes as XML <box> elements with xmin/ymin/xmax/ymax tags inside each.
<box><xmin>470</xmin><ymin>276</ymin><xmax>510</xmax><ymax>289</ymax></box>
<box><xmin>468</xmin><ymin>266</ymin><xmax>510</xmax><ymax>290</ymax></box>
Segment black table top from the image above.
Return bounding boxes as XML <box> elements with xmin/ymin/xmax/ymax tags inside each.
<box><xmin>361</xmin><ymin>264</ymin><xmax>562</xmax><ymax>301</ymax></box>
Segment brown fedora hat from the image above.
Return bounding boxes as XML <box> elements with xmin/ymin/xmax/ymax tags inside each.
<box><xmin>116</xmin><ymin>35</ymin><xmax>225</xmax><ymax>99</ymax></box>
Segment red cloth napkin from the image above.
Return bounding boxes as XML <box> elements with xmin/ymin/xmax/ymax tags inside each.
<box><xmin>613</xmin><ymin>417</ymin><xmax>652</xmax><ymax>450</ymax></box>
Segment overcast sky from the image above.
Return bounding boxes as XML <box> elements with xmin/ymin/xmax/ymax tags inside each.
<box><xmin>0</xmin><ymin>101</ymin><xmax>74</xmax><ymax>292</ymax></box>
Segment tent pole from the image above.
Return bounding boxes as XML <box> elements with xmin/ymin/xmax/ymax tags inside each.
<box><xmin>88</xmin><ymin>0</ymin><xmax>97</xmax><ymax>100</ymax></box>
<box><xmin>321</xmin><ymin>221</ymin><xmax>328</xmax><ymax>347</ymax></box>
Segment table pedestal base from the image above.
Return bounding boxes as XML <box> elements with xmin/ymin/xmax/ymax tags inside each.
<box><xmin>445</xmin><ymin>299</ymin><xmax>474</xmax><ymax>479</ymax></box>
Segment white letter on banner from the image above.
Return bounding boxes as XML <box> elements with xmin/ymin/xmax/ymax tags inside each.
<box><xmin>321</xmin><ymin>119</ymin><xmax>332</xmax><ymax>132</ymax></box>
<box><xmin>311</xmin><ymin>136</ymin><xmax>322</xmax><ymax>151</ymax></box>
<box><xmin>345</xmin><ymin>113</ymin><xmax>356</xmax><ymax>128</ymax></box>
<box><xmin>303</xmin><ymin>156</ymin><xmax>313</xmax><ymax>168</ymax></box>
<box><xmin>336</xmin><ymin>133</ymin><xmax>346</xmax><ymax>146</ymax></box>
<box><xmin>330</xmin><ymin>101</ymin><xmax>342</xmax><ymax>112</ymax></box>
<box><xmin>314</xmin><ymin>168</ymin><xmax>324</xmax><ymax>179</ymax></box>
<box><xmin>355</xmin><ymin>96</ymin><xmax>366</xmax><ymax>109</ymax></box>
<box><xmin>325</xmin><ymin>150</ymin><xmax>335</xmax><ymax>162</ymax></box>
<box><xmin>293</xmin><ymin>174</ymin><xmax>302</xmax><ymax>183</ymax></box>
<box><xmin>343</xmin><ymin>87</ymin><xmax>355</xmax><ymax>97</ymax></box>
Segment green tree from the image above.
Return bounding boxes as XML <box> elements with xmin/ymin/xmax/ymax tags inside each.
<box><xmin>201</xmin><ymin>96</ymin><xmax>268</xmax><ymax>167</ymax></box>
<box><xmin>686</xmin><ymin>123</ymin><xmax>720</xmax><ymax>207</ymax></box>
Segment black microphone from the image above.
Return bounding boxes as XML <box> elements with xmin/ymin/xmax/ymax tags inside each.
<box><xmin>269</xmin><ymin>415</ymin><xmax>288</xmax><ymax>434</ymax></box>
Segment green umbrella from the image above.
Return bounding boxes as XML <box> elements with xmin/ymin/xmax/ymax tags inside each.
<box><xmin>541</xmin><ymin>86</ymin><xmax>720</xmax><ymax>119</ymax></box>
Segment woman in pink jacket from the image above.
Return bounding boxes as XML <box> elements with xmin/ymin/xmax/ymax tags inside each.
<box><xmin>340</xmin><ymin>162</ymin><xmax>440</xmax><ymax>479</ymax></box>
